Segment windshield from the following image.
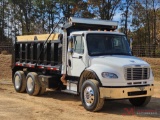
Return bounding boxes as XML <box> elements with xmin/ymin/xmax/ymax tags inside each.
<box><xmin>87</xmin><ymin>34</ymin><xmax>132</xmax><ymax>56</ymax></box>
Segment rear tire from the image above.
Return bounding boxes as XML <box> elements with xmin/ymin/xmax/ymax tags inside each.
<box><xmin>39</xmin><ymin>86</ymin><xmax>46</xmax><ymax>95</ymax></box>
<box><xmin>81</xmin><ymin>79</ymin><xmax>104</xmax><ymax>112</ymax></box>
<box><xmin>26</xmin><ymin>72</ymin><xmax>40</xmax><ymax>96</ymax></box>
<box><xmin>13</xmin><ymin>71</ymin><xmax>26</xmax><ymax>93</ymax></box>
<box><xmin>129</xmin><ymin>96</ymin><xmax>151</xmax><ymax>107</ymax></box>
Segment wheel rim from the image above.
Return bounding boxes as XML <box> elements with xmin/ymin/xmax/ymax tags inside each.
<box><xmin>15</xmin><ymin>75</ymin><xmax>21</xmax><ymax>89</ymax></box>
<box><xmin>84</xmin><ymin>86</ymin><xmax>95</xmax><ymax>107</ymax></box>
<box><xmin>27</xmin><ymin>77</ymin><xmax>34</xmax><ymax>92</ymax></box>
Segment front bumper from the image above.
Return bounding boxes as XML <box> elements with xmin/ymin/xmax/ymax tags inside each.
<box><xmin>99</xmin><ymin>85</ymin><xmax>154</xmax><ymax>99</ymax></box>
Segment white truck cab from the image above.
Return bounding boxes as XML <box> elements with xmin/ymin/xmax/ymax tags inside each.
<box><xmin>62</xmin><ymin>18</ymin><xmax>154</xmax><ymax>111</ymax></box>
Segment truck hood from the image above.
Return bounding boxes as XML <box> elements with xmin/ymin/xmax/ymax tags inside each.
<box><xmin>90</xmin><ymin>55</ymin><xmax>149</xmax><ymax>67</ymax></box>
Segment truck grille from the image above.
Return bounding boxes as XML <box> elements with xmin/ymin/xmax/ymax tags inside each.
<box><xmin>124</xmin><ymin>67</ymin><xmax>150</xmax><ymax>80</ymax></box>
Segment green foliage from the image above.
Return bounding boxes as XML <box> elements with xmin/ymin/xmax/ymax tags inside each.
<box><xmin>155</xmin><ymin>47</ymin><xmax>160</xmax><ymax>56</ymax></box>
<box><xmin>88</xmin><ymin>0</ymin><xmax>121</xmax><ymax>20</ymax></box>
<box><xmin>0</xmin><ymin>0</ymin><xmax>160</xmax><ymax>49</ymax></box>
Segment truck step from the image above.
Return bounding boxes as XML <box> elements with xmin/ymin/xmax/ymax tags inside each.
<box><xmin>61</xmin><ymin>90</ymin><xmax>78</xmax><ymax>95</ymax></box>
<box><xmin>67</xmin><ymin>80</ymin><xmax>78</xmax><ymax>92</ymax></box>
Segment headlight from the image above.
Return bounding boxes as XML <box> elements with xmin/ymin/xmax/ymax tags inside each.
<box><xmin>102</xmin><ymin>72</ymin><xmax>118</xmax><ymax>79</ymax></box>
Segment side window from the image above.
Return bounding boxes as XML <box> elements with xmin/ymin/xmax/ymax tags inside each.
<box><xmin>73</xmin><ymin>36</ymin><xmax>84</xmax><ymax>54</ymax></box>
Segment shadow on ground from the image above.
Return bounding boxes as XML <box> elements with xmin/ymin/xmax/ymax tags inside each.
<box><xmin>41</xmin><ymin>90</ymin><xmax>160</xmax><ymax>118</ymax></box>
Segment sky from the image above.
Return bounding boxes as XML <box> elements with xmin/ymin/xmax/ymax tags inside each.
<box><xmin>113</xmin><ymin>12</ymin><xmax>121</xmax><ymax>22</ymax></box>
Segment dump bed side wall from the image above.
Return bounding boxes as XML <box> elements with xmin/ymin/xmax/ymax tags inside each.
<box><xmin>13</xmin><ymin>41</ymin><xmax>61</xmax><ymax>65</ymax></box>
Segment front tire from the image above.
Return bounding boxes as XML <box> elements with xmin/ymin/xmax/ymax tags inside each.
<box><xmin>26</xmin><ymin>72</ymin><xmax>40</xmax><ymax>96</ymax></box>
<box><xmin>81</xmin><ymin>79</ymin><xmax>104</xmax><ymax>112</ymax></box>
<box><xmin>13</xmin><ymin>71</ymin><xmax>26</xmax><ymax>93</ymax></box>
<box><xmin>129</xmin><ymin>96</ymin><xmax>151</xmax><ymax>107</ymax></box>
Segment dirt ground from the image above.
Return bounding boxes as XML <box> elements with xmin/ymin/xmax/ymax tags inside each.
<box><xmin>0</xmin><ymin>54</ymin><xmax>12</xmax><ymax>79</ymax></box>
<box><xmin>0</xmin><ymin>54</ymin><xmax>160</xmax><ymax>120</ymax></box>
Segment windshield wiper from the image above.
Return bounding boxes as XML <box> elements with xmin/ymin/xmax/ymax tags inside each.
<box><xmin>90</xmin><ymin>53</ymin><xmax>132</xmax><ymax>56</ymax></box>
<box><xmin>112</xmin><ymin>53</ymin><xmax>132</xmax><ymax>56</ymax></box>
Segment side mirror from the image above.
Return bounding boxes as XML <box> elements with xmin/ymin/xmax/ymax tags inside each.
<box><xmin>68</xmin><ymin>36</ymin><xmax>73</xmax><ymax>42</ymax></box>
<box><xmin>58</xmin><ymin>34</ymin><xmax>63</xmax><ymax>43</ymax></box>
<box><xmin>68</xmin><ymin>48</ymin><xmax>74</xmax><ymax>53</ymax></box>
<box><xmin>131</xmin><ymin>51</ymin><xmax>134</xmax><ymax>56</ymax></box>
<box><xmin>68</xmin><ymin>36</ymin><xmax>74</xmax><ymax>54</ymax></box>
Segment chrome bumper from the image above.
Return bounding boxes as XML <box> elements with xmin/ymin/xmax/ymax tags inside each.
<box><xmin>99</xmin><ymin>85</ymin><xmax>154</xmax><ymax>99</ymax></box>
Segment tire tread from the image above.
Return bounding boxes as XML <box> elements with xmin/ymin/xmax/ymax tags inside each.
<box><xmin>81</xmin><ymin>79</ymin><xmax>104</xmax><ymax>112</ymax></box>
<box><xmin>90</xmin><ymin>80</ymin><xmax>104</xmax><ymax>112</ymax></box>
<box><xmin>14</xmin><ymin>71</ymin><xmax>26</xmax><ymax>93</ymax></box>
<box><xmin>26</xmin><ymin>72</ymin><xmax>40</xmax><ymax>96</ymax></box>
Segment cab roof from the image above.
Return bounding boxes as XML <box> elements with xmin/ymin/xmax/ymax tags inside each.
<box><xmin>70</xmin><ymin>31</ymin><xmax>125</xmax><ymax>36</ymax></box>
<box><xmin>63</xmin><ymin>17</ymin><xmax>118</xmax><ymax>31</ymax></box>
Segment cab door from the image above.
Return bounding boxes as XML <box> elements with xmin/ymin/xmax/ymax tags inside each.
<box><xmin>67</xmin><ymin>35</ymin><xmax>86</xmax><ymax>77</ymax></box>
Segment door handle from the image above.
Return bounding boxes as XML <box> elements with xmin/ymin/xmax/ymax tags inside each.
<box><xmin>79</xmin><ymin>56</ymin><xmax>82</xmax><ymax>59</ymax></box>
<box><xmin>68</xmin><ymin>59</ymin><xmax>71</xmax><ymax>67</ymax></box>
<box><xmin>72</xmin><ymin>56</ymin><xmax>83</xmax><ymax>59</ymax></box>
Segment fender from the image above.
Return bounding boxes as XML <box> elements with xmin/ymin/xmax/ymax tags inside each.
<box><xmin>78</xmin><ymin>64</ymin><xmax>121</xmax><ymax>92</ymax></box>
<box><xmin>87</xmin><ymin>64</ymin><xmax>121</xmax><ymax>80</ymax></box>
<box><xmin>78</xmin><ymin>69</ymin><xmax>102</xmax><ymax>93</ymax></box>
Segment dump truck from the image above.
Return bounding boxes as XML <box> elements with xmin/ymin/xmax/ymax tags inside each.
<box><xmin>12</xmin><ymin>17</ymin><xmax>154</xmax><ymax>112</ymax></box>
